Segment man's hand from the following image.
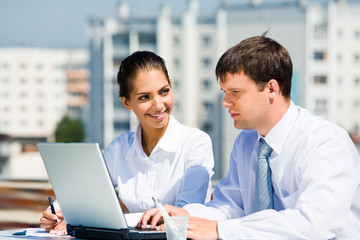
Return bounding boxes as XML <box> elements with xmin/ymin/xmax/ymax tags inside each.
<box><xmin>137</xmin><ymin>204</ymin><xmax>189</xmax><ymax>230</ymax></box>
<box><xmin>187</xmin><ymin>217</ymin><xmax>219</xmax><ymax>240</ymax></box>
<box><xmin>40</xmin><ymin>209</ymin><xmax>67</xmax><ymax>234</ymax></box>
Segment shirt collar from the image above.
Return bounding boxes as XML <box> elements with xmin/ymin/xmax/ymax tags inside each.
<box><xmin>261</xmin><ymin>101</ymin><xmax>299</xmax><ymax>155</ymax></box>
<box><xmin>125</xmin><ymin>115</ymin><xmax>178</xmax><ymax>161</ymax></box>
<box><xmin>154</xmin><ymin>115</ymin><xmax>179</xmax><ymax>152</ymax></box>
<box><xmin>125</xmin><ymin>123</ymin><xmax>142</xmax><ymax>160</ymax></box>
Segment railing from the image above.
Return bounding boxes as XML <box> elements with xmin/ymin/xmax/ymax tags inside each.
<box><xmin>0</xmin><ymin>180</ymin><xmax>55</xmax><ymax>230</ymax></box>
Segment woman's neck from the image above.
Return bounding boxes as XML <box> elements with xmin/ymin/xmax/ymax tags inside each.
<box><xmin>141</xmin><ymin>120</ymin><xmax>169</xmax><ymax>156</ymax></box>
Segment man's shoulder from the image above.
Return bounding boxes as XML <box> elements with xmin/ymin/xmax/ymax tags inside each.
<box><xmin>235</xmin><ymin>129</ymin><xmax>258</xmax><ymax>144</ymax></box>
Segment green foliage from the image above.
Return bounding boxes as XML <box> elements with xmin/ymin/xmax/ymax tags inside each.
<box><xmin>55</xmin><ymin>115</ymin><xmax>85</xmax><ymax>142</ymax></box>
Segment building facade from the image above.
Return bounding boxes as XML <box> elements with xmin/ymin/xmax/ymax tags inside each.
<box><xmin>87</xmin><ymin>0</ymin><xmax>360</xmax><ymax>179</ymax></box>
<box><xmin>0</xmin><ymin>48</ymin><xmax>89</xmax><ymax>179</ymax></box>
<box><xmin>0</xmin><ymin>48</ymin><xmax>89</xmax><ymax>139</ymax></box>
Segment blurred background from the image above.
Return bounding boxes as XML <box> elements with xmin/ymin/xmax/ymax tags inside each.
<box><xmin>0</xmin><ymin>0</ymin><xmax>360</xmax><ymax>230</ymax></box>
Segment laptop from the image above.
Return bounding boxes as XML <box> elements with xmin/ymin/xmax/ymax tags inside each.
<box><xmin>37</xmin><ymin>142</ymin><xmax>166</xmax><ymax>239</ymax></box>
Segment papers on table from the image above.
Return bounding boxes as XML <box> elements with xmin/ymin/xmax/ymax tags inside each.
<box><xmin>23</xmin><ymin>212</ymin><xmax>144</xmax><ymax>237</ymax></box>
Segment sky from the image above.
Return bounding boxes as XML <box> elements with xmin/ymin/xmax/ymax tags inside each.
<box><xmin>0</xmin><ymin>0</ymin><xmax>351</xmax><ymax>49</ymax></box>
<box><xmin>0</xmin><ymin>0</ymin><xmax>220</xmax><ymax>49</ymax></box>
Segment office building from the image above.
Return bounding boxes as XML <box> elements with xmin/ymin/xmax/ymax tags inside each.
<box><xmin>87</xmin><ymin>0</ymin><xmax>360</xmax><ymax>179</ymax></box>
<box><xmin>0</xmin><ymin>48</ymin><xmax>89</xmax><ymax>179</ymax></box>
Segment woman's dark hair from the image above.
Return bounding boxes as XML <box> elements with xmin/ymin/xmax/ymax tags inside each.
<box><xmin>117</xmin><ymin>51</ymin><xmax>170</xmax><ymax>99</ymax></box>
<box><xmin>215</xmin><ymin>35</ymin><xmax>293</xmax><ymax>98</ymax></box>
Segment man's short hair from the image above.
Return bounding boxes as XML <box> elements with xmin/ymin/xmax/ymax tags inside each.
<box><xmin>215</xmin><ymin>35</ymin><xmax>293</xmax><ymax>98</ymax></box>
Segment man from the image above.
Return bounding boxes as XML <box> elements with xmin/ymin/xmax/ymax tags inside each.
<box><xmin>139</xmin><ymin>35</ymin><xmax>360</xmax><ymax>239</ymax></box>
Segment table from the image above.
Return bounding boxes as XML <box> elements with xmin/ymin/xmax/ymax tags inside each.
<box><xmin>0</xmin><ymin>228</ymin><xmax>78</xmax><ymax>239</ymax></box>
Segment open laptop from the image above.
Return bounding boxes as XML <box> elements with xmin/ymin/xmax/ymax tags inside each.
<box><xmin>37</xmin><ymin>142</ymin><xmax>166</xmax><ymax>239</ymax></box>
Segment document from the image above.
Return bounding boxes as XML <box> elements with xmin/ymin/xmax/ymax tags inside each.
<box><xmin>25</xmin><ymin>228</ymin><xmax>68</xmax><ymax>237</ymax></box>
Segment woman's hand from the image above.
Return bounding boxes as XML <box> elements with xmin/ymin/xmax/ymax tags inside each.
<box><xmin>136</xmin><ymin>204</ymin><xmax>190</xmax><ymax>230</ymax></box>
<box><xmin>40</xmin><ymin>209</ymin><xmax>67</xmax><ymax>234</ymax></box>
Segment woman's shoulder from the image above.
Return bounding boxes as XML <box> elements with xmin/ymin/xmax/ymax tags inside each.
<box><xmin>171</xmin><ymin>117</ymin><xmax>211</xmax><ymax>142</ymax></box>
<box><xmin>105</xmin><ymin>131</ymin><xmax>135</xmax><ymax>151</ymax></box>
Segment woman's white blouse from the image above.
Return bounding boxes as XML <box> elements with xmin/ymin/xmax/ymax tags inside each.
<box><xmin>103</xmin><ymin>115</ymin><xmax>214</xmax><ymax>213</ymax></box>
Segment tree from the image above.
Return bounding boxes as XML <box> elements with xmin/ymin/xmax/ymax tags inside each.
<box><xmin>54</xmin><ymin>115</ymin><xmax>85</xmax><ymax>142</ymax></box>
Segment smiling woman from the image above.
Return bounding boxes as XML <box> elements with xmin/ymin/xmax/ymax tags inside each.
<box><xmin>39</xmin><ymin>51</ymin><xmax>215</xmax><ymax>235</ymax></box>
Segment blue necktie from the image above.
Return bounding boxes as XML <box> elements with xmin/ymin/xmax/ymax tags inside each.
<box><xmin>254</xmin><ymin>138</ymin><xmax>273</xmax><ymax>212</ymax></box>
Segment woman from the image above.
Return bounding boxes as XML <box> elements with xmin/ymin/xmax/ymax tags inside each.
<box><xmin>40</xmin><ymin>51</ymin><xmax>214</xmax><ymax>234</ymax></box>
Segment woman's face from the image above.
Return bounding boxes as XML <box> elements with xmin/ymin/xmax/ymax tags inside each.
<box><xmin>121</xmin><ymin>69</ymin><xmax>173</xmax><ymax>131</ymax></box>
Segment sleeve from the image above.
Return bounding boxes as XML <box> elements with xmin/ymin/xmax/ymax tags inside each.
<box><xmin>103</xmin><ymin>143</ymin><xmax>117</xmax><ymax>188</ymax></box>
<box><xmin>174</xmin><ymin>130</ymin><xmax>215</xmax><ymax>207</ymax></box>
<box><xmin>217</xmin><ymin>135</ymin><xmax>360</xmax><ymax>239</ymax></box>
<box><xmin>184</xmin><ymin>138</ymin><xmax>246</xmax><ymax>221</ymax></box>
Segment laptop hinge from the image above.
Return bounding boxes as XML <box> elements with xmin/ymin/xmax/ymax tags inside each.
<box><xmin>67</xmin><ymin>224</ymin><xmax>131</xmax><ymax>240</ymax></box>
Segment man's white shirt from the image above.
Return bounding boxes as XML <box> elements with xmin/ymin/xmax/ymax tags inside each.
<box><xmin>184</xmin><ymin>101</ymin><xmax>360</xmax><ymax>239</ymax></box>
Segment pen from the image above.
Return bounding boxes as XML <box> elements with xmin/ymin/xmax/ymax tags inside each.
<box><xmin>151</xmin><ymin>196</ymin><xmax>183</xmax><ymax>239</ymax></box>
<box><xmin>48</xmin><ymin>196</ymin><xmax>56</xmax><ymax>215</ymax></box>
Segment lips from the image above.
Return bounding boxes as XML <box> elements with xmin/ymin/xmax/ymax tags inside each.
<box><xmin>149</xmin><ymin>111</ymin><xmax>166</xmax><ymax>120</ymax></box>
<box><xmin>229</xmin><ymin>112</ymin><xmax>239</xmax><ymax>118</ymax></box>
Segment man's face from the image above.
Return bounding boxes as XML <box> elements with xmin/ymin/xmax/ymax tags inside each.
<box><xmin>220</xmin><ymin>71</ymin><xmax>270</xmax><ymax>131</ymax></box>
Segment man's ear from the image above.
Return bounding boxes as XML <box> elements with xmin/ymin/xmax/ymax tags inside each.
<box><xmin>120</xmin><ymin>97</ymin><xmax>132</xmax><ymax>111</ymax></box>
<box><xmin>267</xmin><ymin>79</ymin><xmax>280</xmax><ymax>95</ymax></box>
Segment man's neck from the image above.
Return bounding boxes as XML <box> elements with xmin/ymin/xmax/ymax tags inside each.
<box><xmin>258</xmin><ymin>99</ymin><xmax>291</xmax><ymax>137</ymax></box>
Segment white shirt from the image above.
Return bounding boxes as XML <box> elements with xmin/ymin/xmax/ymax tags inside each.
<box><xmin>184</xmin><ymin>102</ymin><xmax>360</xmax><ymax>239</ymax></box>
<box><xmin>103</xmin><ymin>115</ymin><xmax>214</xmax><ymax>213</ymax></box>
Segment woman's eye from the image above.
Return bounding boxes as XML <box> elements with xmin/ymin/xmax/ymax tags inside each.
<box><xmin>138</xmin><ymin>95</ymin><xmax>148</xmax><ymax>100</ymax></box>
<box><xmin>160</xmin><ymin>88</ymin><xmax>170</xmax><ymax>95</ymax></box>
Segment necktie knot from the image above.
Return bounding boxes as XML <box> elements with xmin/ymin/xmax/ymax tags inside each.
<box><xmin>258</xmin><ymin>138</ymin><xmax>272</xmax><ymax>159</ymax></box>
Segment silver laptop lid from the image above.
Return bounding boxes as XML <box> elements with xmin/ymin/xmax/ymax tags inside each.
<box><xmin>37</xmin><ymin>142</ymin><xmax>127</xmax><ymax>230</ymax></box>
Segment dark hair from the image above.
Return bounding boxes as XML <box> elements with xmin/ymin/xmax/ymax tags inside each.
<box><xmin>117</xmin><ymin>51</ymin><xmax>170</xmax><ymax>99</ymax></box>
<box><xmin>215</xmin><ymin>35</ymin><xmax>293</xmax><ymax>98</ymax></box>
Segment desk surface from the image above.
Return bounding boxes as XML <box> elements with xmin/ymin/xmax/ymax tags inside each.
<box><xmin>0</xmin><ymin>229</ymin><xmax>78</xmax><ymax>239</ymax></box>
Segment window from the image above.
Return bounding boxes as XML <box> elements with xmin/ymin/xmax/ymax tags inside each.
<box><xmin>114</xmin><ymin>121</ymin><xmax>130</xmax><ymax>131</ymax></box>
<box><xmin>355</xmin><ymin>30</ymin><xmax>360</xmax><ymax>40</ymax></box>
<box><xmin>172</xmin><ymin>79</ymin><xmax>179</xmax><ymax>89</ymax></box>
<box><xmin>355</xmin><ymin>77</ymin><xmax>360</xmax><ymax>86</ymax></box>
<box><xmin>337</xmin><ymin>29</ymin><xmax>343</xmax><ymax>39</ymax></box>
<box><xmin>202</xmin><ymin>79</ymin><xmax>212</xmax><ymax>89</ymax></box>
<box><xmin>201</xmin><ymin>35</ymin><xmax>211</xmax><ymax>47</ymax></box>
<box><xmin>314</xmin><ymin>51</ymin><xmax>327</xmax><ymax>61</ymax></box>
<box><xmin>203</xmin><ymin>101</ymin><xmax>214</xmax><ymax>112</ymax></box>
<box><xmin>315</xmin><ymin>99</ymin><xmax>327</xmax><ymax>113</ymax></box>
<box><xmin>173</xmin><ymin>36</ymin><xmax>180</xmax><ymax>46</ymax></box>
<box><xmin>314</xmin><ymin>75</ymin><xmax>327</xmax><ymax>84</ymax></box>
<box><xmin>337</xmin><ymin>100</ymin><xmax>343</xmax><ymax>109</ymax></box>
<box><xmin>354</xmin><ymin>99</ymin><xmax>360</xmax><ymax>109</ymax></box>
<box><xmin>174</xmin><ymin>58</ymin><xmax>180</xmax><ymax>69</ymax></box>
<box><xmin>113</xmin><ymin>33</ymin><xmax>129</xmax><ymax>47</ymax></box>
<box><xmin>202</xmin><ymin>57</ymin><xmax>211</xmax><ymax>68</ymax></box>
<box><xmin>201</xmin><ymin>122</ymin><xmax>213</xmax><ymax>133</ymax></box>
<box><xmin>355</xmin><ymin>54</ymin><xmax>360</xmax><ymax>63</ymax></box>
<box><xmin>314</xmin><ymin>25</ymin><xmax>327</xmax><ymax>39</ymax></box>
<box><xmin>337</xmin><ymin>54</ymin><xmax>342</xmax><ymax>63</ymax></box>
<box><xmin>19</xmin><ymin>63</ymin><xmax>27</xmax><ymax>69</ymax></box>
<box><xmin>139</xmin><ymin>33</ymin><xmax>156</xmax><ymax>45</ymax></box>
<box><xmin>337</xmin><ymin>77</ymin><xmax>342</xmax><ymax>86</ymax></box>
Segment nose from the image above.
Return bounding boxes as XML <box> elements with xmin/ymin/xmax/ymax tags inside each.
<box><xmin>222</xmin><ymin>92</ymin><xmax>232</xmax><ymax>108</ymax></box>
<box><xmin>152</xmin><ymin>96</ymin><xmax>163</xmax><ymax>110</ymax></box>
